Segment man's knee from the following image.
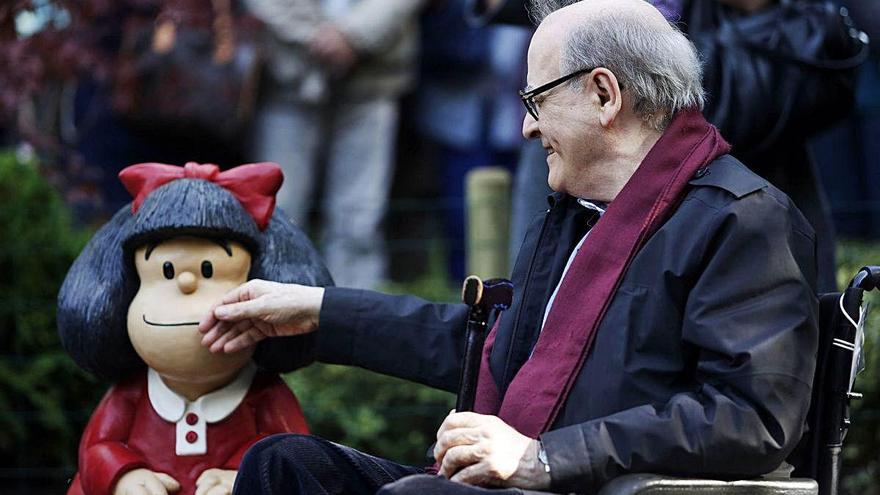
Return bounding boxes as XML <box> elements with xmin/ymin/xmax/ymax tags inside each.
<box><xmin>236</xmin><ymin>433</ymin><xmax>323</xmax><ymax>491</ymax></box>
<box><xmin>241</xmin><ymin>433</ymin><xmax>329</xmax><ymax>468</ymax></box>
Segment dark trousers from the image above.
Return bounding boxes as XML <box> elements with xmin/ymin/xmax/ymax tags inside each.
<box><xmin>232</xmin><ymin>434</ymin><xmax>532</xmax><ymax>495</ymax></box>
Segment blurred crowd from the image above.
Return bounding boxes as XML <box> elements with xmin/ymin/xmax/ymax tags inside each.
<box><xmin>0</xmin><ymin>0</ymin><xmax>879</xmax><ymax>291</ymax></box>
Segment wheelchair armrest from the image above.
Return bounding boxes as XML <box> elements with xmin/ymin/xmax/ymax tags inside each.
<box><xmin>597</xmin><ymin>474</ymin><xmax>818</xmax><ymax>495</ymax></box>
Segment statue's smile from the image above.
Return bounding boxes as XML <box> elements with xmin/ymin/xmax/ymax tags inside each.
<box><xmin>142</xmin><ymin>314</ymin><xmax>199</xmax><ymax>327</ymax></box>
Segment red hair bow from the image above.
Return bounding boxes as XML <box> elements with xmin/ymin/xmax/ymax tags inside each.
<box><xmin>119</xmin><ymin>162</ymin><xmax>284</xmax><ymax>230</ymax></box>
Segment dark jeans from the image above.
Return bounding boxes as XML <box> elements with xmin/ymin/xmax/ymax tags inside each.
<box><xmin>232</xmin><ymin>434</ymin><xmax>533</xmax><ymax>495</ymax></box>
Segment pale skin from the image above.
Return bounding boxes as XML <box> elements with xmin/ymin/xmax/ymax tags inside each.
<box><xmin>116</xmin><ymin>237</ymin><xmax>254</xmax><ymax>495</ymax></box>
<box><xmin>200</xmin><ymin>0</ymin><xmax>681</xmax><ymax>489</ymax></box>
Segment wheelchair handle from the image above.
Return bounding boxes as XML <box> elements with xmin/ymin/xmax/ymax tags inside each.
<box><xmin>849</xmin><ymin>265</ymin><xmax>880</xmax><ymax>291</ymax></box>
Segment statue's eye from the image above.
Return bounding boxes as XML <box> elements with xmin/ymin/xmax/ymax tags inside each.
<box><xmin>162</xmin><ymin>262</ymin><xmax>174</xmax><ymax>280</ymax></box>
<box><xmin>201</xmin><ymin>260</ymin><xmax>213</xmax><ymax>278</ymax></box>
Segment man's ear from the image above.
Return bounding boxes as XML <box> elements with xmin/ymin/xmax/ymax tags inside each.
<box><xmin>590</xmin><ymin>68</ymin><xmax>622</xmax><ymax>128</ymax></box>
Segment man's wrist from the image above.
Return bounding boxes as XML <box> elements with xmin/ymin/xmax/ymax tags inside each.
<box><xmin>309</xmin><ymin>286</ymin><xmax>325</xmax><ymax>330</ymax></box>
<box><xmin>518</xmin><ymin>439</ymin><xmax>552</xmax><ymax>490</ymax></box>
<box><xmin>537</xmin><ymin>439</ymin><xmax>551</xmax><ymax>475</ymax></box>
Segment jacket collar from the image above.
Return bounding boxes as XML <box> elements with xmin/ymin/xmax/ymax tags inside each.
<box><xmin>148</xmin><ymin>363</ymin><xmax>257</xmax><ymax>423</ymax></box>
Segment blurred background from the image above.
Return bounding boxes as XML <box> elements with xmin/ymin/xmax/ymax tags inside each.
<box><xmin>0</xmin><ymin>0</ymin><xmax>878</xmax><ymax>493</ymax></box>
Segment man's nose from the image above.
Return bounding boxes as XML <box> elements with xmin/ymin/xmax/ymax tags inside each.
<box><xmin>177</xmin><ymin>271</ymin><xmax>198</xmax><ymax>294</ymax></box>
<box><xmin>522</xmin><ymin>112</ymin><xmax>539</xmax><ymax>140</ymax></box>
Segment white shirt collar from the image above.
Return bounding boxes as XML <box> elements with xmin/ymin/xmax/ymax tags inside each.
<box><xmin>576</xmin><ymin>198</ymin><xmax>606</xmax><ymax>215</ymax></box>
<box><xmin>148</xmin><ymin>362</ymin><xmax>257</xmax><ymax>424</ymax></box>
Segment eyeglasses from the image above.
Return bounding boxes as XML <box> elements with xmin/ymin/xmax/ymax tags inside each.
<box><xmin>519</xmin><ymin>67</ymin><xmax>597</xmax><ymax>121</ymax></box>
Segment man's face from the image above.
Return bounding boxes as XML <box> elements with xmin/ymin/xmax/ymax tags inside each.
<box><xmin>521</xmin><ymin>30</ymin><xmax>600</xmax><ymax>197</ymax></box>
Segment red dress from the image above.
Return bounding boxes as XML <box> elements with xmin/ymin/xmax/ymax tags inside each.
<box><xmin>66</xmin><ymin>368</ymin><xmax>308</xmax><ymax>495</ymax></box>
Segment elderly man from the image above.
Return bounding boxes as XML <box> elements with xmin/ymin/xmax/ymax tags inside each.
<box><xmin>200</xmin><ymin>0</ymin><xmax>818</xmax><ymax>493</ymax></box>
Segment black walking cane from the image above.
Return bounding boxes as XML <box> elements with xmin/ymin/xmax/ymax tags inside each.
<box><xmin>455</xmin><ymin>276</ymin><xmax>514</xmax><ymax>413</ymax></box>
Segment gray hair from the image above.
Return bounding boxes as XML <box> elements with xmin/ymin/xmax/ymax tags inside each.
<box><xmin>531</xmin><ymin>0</ymin><xmax>705</xmax><ymax>131</ymax></box>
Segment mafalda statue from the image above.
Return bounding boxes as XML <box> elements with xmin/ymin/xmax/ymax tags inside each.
<box><xmin>58</xmin><ymin>162</ymin><xmax>332</xmax><ymax>495</ymax></box>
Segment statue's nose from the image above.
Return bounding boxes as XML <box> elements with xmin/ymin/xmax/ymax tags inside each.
<box><xmin>177</xmin><ymin>271</ymin><xmax>198</xmax><ymax>294</ymax></box>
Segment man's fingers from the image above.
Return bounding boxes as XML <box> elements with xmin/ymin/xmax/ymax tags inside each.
<box><xmin>434</xmin><ymin>427</ymin><xmax>482</xmax><ymax>465</ymax></box>
<box><xmin>155</xmin><ymin>473</ymin><xmax>180</xmax><ymax>492</ymax></box>
<box><xmin>449</xmin><ymin>463</ymin><xmax>493</xmax><ymax>486</ymax></box>
<box><xmin>439</xmin><ymin>444</ymin><xmax>483</xmax><ymax>479</ymax></box>
<box><xmin>200</xmin><ymin>322</ymin><xmax>227</xmax><ymax>349</ymax></box>
<box><xmin>209</xmin><ymin>319</ymin><xmax>254</xmax><ymax>353</ymax></box>
<box><xmin>198</xmin><ymin>305</ymin><xmax>219</xmax><ymax>333</ymax></box>
<box><xmin>219</xmin><ymin>280</ymin><xmax>262</xmax><ymax>304</ymax></box>
<box><xmin>224</xmin><ymin>328</ymin><xmax>266</xmax><ymax>353</ymax></box>
<box><xmin>201</xmin><ymin>320</ymin><xmax>238</xmax><ymax>348</ymax></box>
<box><xmin>214</xmin><ymin>299</ymin><xmax>263</xmax><ymax>321</ymax></box>
<box><xmin>441</xmin><ymin>411</ymin><xmax>486</xmax><ymax>430</ymax></box>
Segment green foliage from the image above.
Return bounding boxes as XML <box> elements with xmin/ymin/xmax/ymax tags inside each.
<box><xmin>0</xmin><ymin>150</ymin><xmax>100</xmax><ymax>471</ymax></box>
<box><xmin>837</xmin><ymin>241</ymin><xmax>880</xmax><ymax>495</ymax></box>
<box><xmin>285</xmin><ymin>365</ymin><xmax>454</xmax><ymax>465</ymax></box>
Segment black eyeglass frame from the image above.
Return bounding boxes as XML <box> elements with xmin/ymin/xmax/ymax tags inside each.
<box><xmin>519</xmin><ymin>67</ymin><xmax>597</xmax><ymax>120</ymax></box>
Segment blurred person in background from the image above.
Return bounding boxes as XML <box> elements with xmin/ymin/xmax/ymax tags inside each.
<box><xmin>245</xmin><ymin>0</ymin><xmax>428</xmax><ymax>289</ymax></box>
<box><xmin>1</xmin><ymin>1</ymin><xmax>260</xmax><ymax>224</ymax></box>
<box><xmin>812</xmin><ymin>0</ymin><xmax>880</xmax><ymax>239</ymax></box>
<box><xmin>414</xmin><ymin>0</ymin><xmax>531</xmax><ymax>281</ymax></box>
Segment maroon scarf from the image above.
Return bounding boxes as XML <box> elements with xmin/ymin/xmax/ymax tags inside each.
<box><xmin>473</xmin><ymin>109</ymin><xmax>730</xmax><ymax>438</ymax></box>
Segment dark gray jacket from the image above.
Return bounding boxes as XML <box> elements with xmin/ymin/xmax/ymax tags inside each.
<box><xmin>315</xmin><ymin>155</ymin><xmax>819</xmax><ymax>493</ymax></box>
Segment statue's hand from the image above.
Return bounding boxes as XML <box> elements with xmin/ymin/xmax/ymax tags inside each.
<box><xmin>195</xmin><ymin>468</ymin><xmax>237</xmax><ymax>495</ymax></box>
<box><xmin>199</xmin><ymin>279</ymin><xmax>325</xmax><ymax>353</ymax></box>
<box><xmin>114</xmin><ymin>468</ymin><xmax>180</xmax><ymax>495</ymax></box>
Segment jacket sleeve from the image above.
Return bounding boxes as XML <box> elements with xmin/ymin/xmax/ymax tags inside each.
<box><xmin>334</xmin><ymin>0</ymin><xmax>428</xmax><ymax>55</ymax></box>
<box><xmin>316</xmin><ymin>288</ymin><xmax>469</xmax><ymax>392</ymax></box>
<box><xmin>540</xmin><ymin>191</ymin><xmax>819</xmax><ymax>493</ymax></box>
<box><xmin>79</xmin><ymin>384</ymin><xmax>148</xmax><ymax>495</ymax></box>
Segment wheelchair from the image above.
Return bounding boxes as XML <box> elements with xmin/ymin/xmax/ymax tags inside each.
<box><xmin>596</xmin><ymin>266</ymin><xmax>879</xmax><ymax>495</ymax></box>
<box><xmin>456</xmin><ymin>267</ymin><xmax>878</xmax><ymax>495</ymax></box>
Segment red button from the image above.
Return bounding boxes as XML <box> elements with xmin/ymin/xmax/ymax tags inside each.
<box><xmin>186</xmin><ymin>413</ymin><xmax>199</xmax><ymax>425</ymax></box>
<box><xmin>186</xmin><ymin>431</ymin><xmax>198</xmax><ymax>443</ymax></box>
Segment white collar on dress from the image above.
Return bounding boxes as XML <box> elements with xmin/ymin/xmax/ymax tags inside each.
<box><xmin>148</xmin><ymin>362</ymin><xmax>257</xmax><ymax>424</ymax></box>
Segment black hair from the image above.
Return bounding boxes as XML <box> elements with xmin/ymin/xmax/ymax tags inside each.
<box><xmin>57</xmin><ymin>178</ymin><xmax>333</xmax><ymax>382</ymax></box>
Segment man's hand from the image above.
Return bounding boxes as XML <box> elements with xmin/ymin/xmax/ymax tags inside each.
<box><xmin>195</xmin><ymin>468</ymin><xmax>236</xmax><ymax>495</ymax></box>
<box><xmin>309</xmin><ymin>24</ymin><xmax>357</xmax><ymax>76</ymax></box>
<box><xmin>198</xmin><ymin>280</ymin><xmax>324</xmax><ymax>353</ymax></box>
<box><xmin>434</xmin><ymin>411</ymin><xmax>551</xmax><ymax>490</ymax></box>
<box><xmin>114</xmin><ymin>469</ymin><xmax>180</xmax><ymax>495</ymax></box>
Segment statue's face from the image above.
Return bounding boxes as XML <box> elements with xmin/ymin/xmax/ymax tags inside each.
<box><xmin>128</xmin><ymin>236</ymin><xmax>253</xmax><ymax>387</ymax></box>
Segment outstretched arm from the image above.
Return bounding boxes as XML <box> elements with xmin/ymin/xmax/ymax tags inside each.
<box><xmin>200</xmin><ymin>283</ymin><xmax>470</xmax><ymax>391</ymax></box>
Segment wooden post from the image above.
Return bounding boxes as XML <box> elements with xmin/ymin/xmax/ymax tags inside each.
<box><xmin>465</xmin><ymin>167</ymin><xmax>511</xmax><ymax>279</ymax></box>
